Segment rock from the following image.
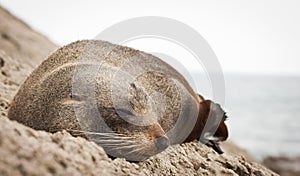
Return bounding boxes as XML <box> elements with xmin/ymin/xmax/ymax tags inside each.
<box><xmin>222</xmin><ymin>141</ymin><xmax>256</xmax><ymax>162</ymax></box>
<box><xmin>0</xmin><ymin>115</ymin><xmax>140</xmax><ymax>176</ymax></box>
<box><xmin>263</xmin><ymin>156</ymin><xmax>300</xmax><ymax>176</ymax></box>
<box><xmin>0</xmin><ymin>116</ymin><xmax>278</xmax><ymax>176</ymax></box>
<box><xmin>0</xmin><ymin>6</ymin><xmax>57</xmax><ymax>69</ymax></box>
<box><xmin>0</xmin><ymin>5</ymin><xmax>58</xmax><ymax>115</ymax></box>
<box><xmin>0</xmin><ymin>5</ymin><xmax>278</xmax><ymax>176</ymax></box>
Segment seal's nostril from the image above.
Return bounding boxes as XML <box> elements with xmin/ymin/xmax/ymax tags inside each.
<box><xmin>155</xmin><ymin>136</ymin><xmax>170</xmax><ymax>153</ymax></box>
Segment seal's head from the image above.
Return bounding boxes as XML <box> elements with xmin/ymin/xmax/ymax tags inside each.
<box><xmin>69</xmin><ymin>71</ymin><xmax>172</xmax><ymax>161</ymax></box>
<box><xmin>84</xmin><ymin>81</ymin><xmax>171</xmax><ymax>161</ymax></box>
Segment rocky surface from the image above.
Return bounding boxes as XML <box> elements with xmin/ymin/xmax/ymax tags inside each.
<box><xmin>263</xmin><ymin>156</ymin><xmax>300</xmax><ymax>176</ymax></box>
<box><xmin>0</xmin><ymin>5</ymin><xmax>58</xmax><ymax>115</ymax></box>
<box><xmin>0</xmin><ymin>116</ymin><xmax>278</xmax><ymax>176</ymax></box>
<box><xmin>0</xmin><ymin>5</ymin><xmax>278</xmax><ymax>176</ymax></box>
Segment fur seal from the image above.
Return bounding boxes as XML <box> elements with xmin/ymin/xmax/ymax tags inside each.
<box><xmin>8</xmin><ymin>40</ymin><xmax>228</xmax><ymax>161</ymax></box>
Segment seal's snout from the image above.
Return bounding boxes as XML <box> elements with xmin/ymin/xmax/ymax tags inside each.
<box><xmin>155</xmin><ymin>135</ymin><xmax>170</xmax><ymax>153</ymax></box>
<box><xmin>148</xmin><ymin>123</ymin><xmax>169</xmax><ymax>153</ymax></box>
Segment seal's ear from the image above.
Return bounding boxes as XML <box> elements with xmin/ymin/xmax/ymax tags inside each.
<box><xmin>197</xmin><ymin>94</ymin><xmax>205</xmax><ymax>102</ymax></box>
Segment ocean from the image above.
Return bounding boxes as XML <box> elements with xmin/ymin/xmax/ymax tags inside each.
<box><xmin>225</xmin><ymin>75</ymin><xmax>300</xmax><ymax>160</ymax></box>
<box><xmin>182</xmin><ymin>73</ymin><xmax>300</xmax><ymax>160</ymax></box>
<box><xmin>221</xmin><ymin>74</ymin><xmax>300</xmax><ymax>160</ymax></box>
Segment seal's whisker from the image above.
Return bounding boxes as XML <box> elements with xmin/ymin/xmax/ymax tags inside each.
<box><xmin>92</xmin><ymin>139</ymin><xmax>138</xmax><ymax>148</ymax></box>
<box><xmin>92</xmin><ymin>139</ymin><xmax>137</xmax><ymax>144</ymax></box>
<box><xmin>92</xmin><ymin>137</ymin><xmax>137</xmax><ymax>142</ymax></box>
<box><xmin>125</xmin><ymin>146</ymin><xmax>147</xmax><ymax>155</ymax></box>
<box><xmin>136</xmin><ymin>150</ymin><xmax>147</xmax><ymax>158</ymax></box>
<box><xmin>96</xmin><ymin>143</ymin><xmax>130</xmax><ymax>147</ymax></box>
<box><xmin>89</xmin><ymin>136</ymin><xmax>137</xmax><ymax>140</ymax></box>
<box><xmin>131</xmin><ymin>149</ymin><xmax>150</xmax><ymax>159</ymax></box>
<box><xmin>66</xmin><ymin>129</ymin><xmax>116</xmax><ymax>135</ymax></box>
<box><xmin>66</xmin><ymin>129</ymin><xmax>129</xmax><ymax>137</ymax></box>
<box><xmin>107</xmin><ymin>144</ymin><xmax>143</xmax><ymax>151</ymax></box>
<box><xmin>98</xmin><ymin>143</ymin><xmax>140</xmax><ymax>151</ymax></box>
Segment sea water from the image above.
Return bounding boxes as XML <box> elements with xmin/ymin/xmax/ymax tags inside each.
<box><xmin>185</xmin><ymin>73</ymin><xmax>300</xmax><ymax>160</ymax></box>
<box><xmin>224</xmin><ymin>74</ymin><xmax>300</xmax><ymax>160</ymax></box>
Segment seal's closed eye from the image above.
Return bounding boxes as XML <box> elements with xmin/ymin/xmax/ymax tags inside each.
<box><xmin>70</xmin><ymin>94</ymin><xmax>82</xmax><ymax>101</ymax></box>
<box><xmin>116</xmin><ymin>109</ymin><xmax>135</xmax><ymax>116</ymax></box>
<box><xmin>61</xmin><ymin>94</ymin><xmax>84</xmax><ymax>105</ymax></box>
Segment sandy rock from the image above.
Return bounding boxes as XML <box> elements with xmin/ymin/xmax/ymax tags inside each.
<box><xmin>222</xmin><ymin>141</ymin><xmax>256</xmax><ymax>162</ymax></box>
<box><xmin>0</xmin><ymin>5</ymin><xmax>58</xmax><ymax>115</ymax></box>
<box><xmin>0</xmin><ymin>115</ymin><xmax>140</xmax><ymax>176</ymax></box>
<box><xmin>0</xmin><ymin>115</ymin><xmax>278</xmax><ymax>176</ymax></box>
<box><xmin>263</xmin><ymin>156</ymin><xmax>300</xmax><ymax>176</ymax></box>
<box><xmin>0</xmin><ymin>6</ymin><xmax>57</xmax><ymax>69</ymax></box>
<box><xmin>139</xmin><ymin>142</ymin><xmax>276</xmax><ymax>176</ymax></box>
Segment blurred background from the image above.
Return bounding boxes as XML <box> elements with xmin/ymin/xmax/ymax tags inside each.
<box><xmin>1</xmin><ymin>0</ymin><xmax>299</xmax><ymax>161</ymax></box>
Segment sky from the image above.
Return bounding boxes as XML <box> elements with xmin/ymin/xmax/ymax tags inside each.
<box><xmin>1</xmin><ymin>0</ymin><xmax>300</xmax><ymax>75</ymax></box>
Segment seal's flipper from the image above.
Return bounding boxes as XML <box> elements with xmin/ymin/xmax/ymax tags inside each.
<box><xmin>206</xmin><ymin>140</ymin><xmax>224</xmax><ymax>154</ymax></box>
<box><xmin>213</xmin><ymin>120</ymin><xmax>228</xmax><ymax>142</ymax></box>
